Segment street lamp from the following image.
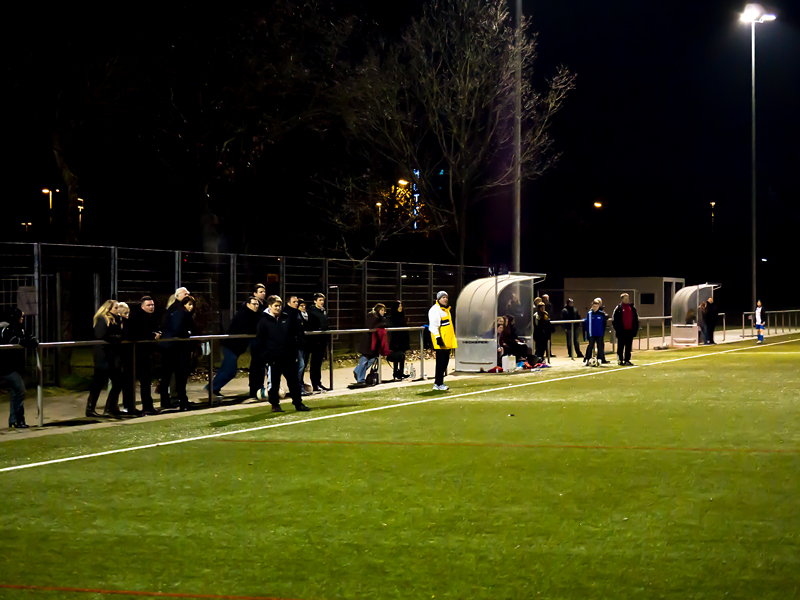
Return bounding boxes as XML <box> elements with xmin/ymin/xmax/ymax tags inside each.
<box><xmin>398</xmin><ymin>179</ymin><xmax>409</xmax><ymax>187</ymax></box>
<box><xmin>21</xmin><ymin>222</ymin><xmax>32</xmax><ymax>233</ymax></box>
<box><xmin>78</xmin><ymin>198</ymin><xmax>85</xmax><ymax>230</ymax></box>
<box><xmin>740</xmin><ymin>3</ymin><xmax>775</xmax><ymax>312</ymax></box>
<box><xmin>593</xmin><ymin>201</ymin><xmax>602</xmax><ymax>209</ymax></box>
<box><xmin>710</xmin><ymin>201</ymin><xmax>716</xmax><ymax>232</ymax></box>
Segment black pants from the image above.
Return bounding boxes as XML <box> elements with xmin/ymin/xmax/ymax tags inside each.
<box><xmin>534</xmin><ymin>338</ymin><xmax>549</xmax><ymax>360</ymax></box>
<box><xmin>435</xmin><ymin>349</ymin><xmax>450</xmax><ymax>386</ymax></box>
<box><xmin>160</xmin><ymin>347</ymin><xmax>190</xmax><ymax>406</ymax></box>
<box><xmin>585</xmin><ymin>336</ymin><xmax>606</xmax><ymax>361</ymax></box>
<box><xmin>88</xmin><ymin>366</ymin><xmax>123</xmax><ymax>413</ymax></box>
<box><xmin>616</xmin><ymin>331</ymin><xmax>634</xmax><ymax>363</ymax></box>
<box><xmin>136</xmin><ymin>349</ymin><xmax>156</xmax><ymax>410</ymax></box>
<box><xmin>267</xmin><ymin>356</ymin><xmax>303</xmax><ymax>407</ymax></box>
<box><xmin>565</xmin><ymin>327</ymin><xmax>583</xmax><ymax>357</ymax></box>
<box><xmin>307</xmin><ymin>340</ymin><xmax>327</xmax><ymax>387</ymax></box>
<box><xmin>248</xmin><ymin>340</ymin><xmax>265</xmax><ymax>395</ymax></box>
<box><xmin>391</xmin><ymin>351</ymin><xmax>406</xmax><ymax>379</ymax></box>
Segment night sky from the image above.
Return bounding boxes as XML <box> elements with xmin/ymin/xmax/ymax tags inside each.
<box><xmin>6</xmin><ymin>1</ymin><xmax>799</xmax><ymax>313</ymax></box>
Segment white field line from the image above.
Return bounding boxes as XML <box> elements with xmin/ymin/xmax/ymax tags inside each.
<box><xmin>2</xmin><ymin>336</ymin><xmax>798</xmax><ymax>474</ymax></box>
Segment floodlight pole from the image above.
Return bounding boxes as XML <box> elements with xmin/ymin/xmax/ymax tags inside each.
<box><xmin>512</xmin><ymin>0</ymin><xmax>522</xmax><ymax>273</ymax></box>
<box><xmin>750</xmin><ymin>20</ymin><xmax>757</xmax><ymax>312</ymax></box>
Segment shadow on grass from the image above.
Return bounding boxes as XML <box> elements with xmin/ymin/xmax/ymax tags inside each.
<box><xmin>208</xmin><ymin>402</ymin><xmax>360</xmax><ymax>428</ymax></box>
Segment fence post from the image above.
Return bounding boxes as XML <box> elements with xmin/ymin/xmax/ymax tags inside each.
<box><xmin>328</xmin><ymin>334</ymin><xmax>334</xmax><ymax>391</ymax></box>
<box><xmin>570</xmin><ymin>323</ymin><xmax>575</xmax><ymax>359</ymax></box>
<box><xmin>662</xmin><ymin>317</ymin><xmax>665</xmax><ymax>346</ymax></box>
<box><xmin>33</xmin><ymin>242</ymin><xmax>41</xmax><ymax>340</ymax></box>
<box><xmin>322</xmin><ymin>258</ymin><xmax>329</xmax><ymax>297</ymax></box>
<box><xmin>279</xmin><ymin>257</ymin><xmax>286</xmax><ymax>301</ymax></box>
<box><xmin>36</xmin><ymin>345</ymin><xmax>43</xmax><ymax>427</ymax></box>
<box><xmin>111</xmin><ymin>246</ymin><xmax>118</xmax><ymax>299</ymax></box>
<box><xmin>174</xmin><ymin>250</ymin><xmax>181</xmax><ymax>290</ymax></box>
<box><xmin>647</xmin><ymin>320</ymin><xmax>650</xmax><ymax>350</ymax></box>
<box><xmin>428</xmin><ymin>264</ymin><xmax>434</xmax><ymax>306</ymax></box>
<box><xmin>750</xmin><ymin>314</ymin><xmax>753</xmax><ymax>338</ymax></box>
<box><xmin>419</xmin><ymin>329</ymin><xmax>425</xmax><ymax>380</ymax></box>
<box><xmin>782</xmin><ymin>313</ymin><xmax>785</xmax><ymax>333</ymax></box>
<box><xmin>742</xmin><ymin>314</ymin><xmax>745</xmax><ymax>340</ymax></box>
<box><xmin>377</xmin><ymin>354</ymin><xmax>382</xmax><ymax>385</ymax></box>
<box><xmin>229</xmin><ymin>254</ymin><xmax>236</xmax><ymax>326</ymax></box>
<box><xmin>131</xmin><ymin>342</ymin><xmax>137</xmax><ymax>407</ymax></box>
<box><xmin>208</xmin><ymin>339</ymin><xmax>215</xmax><ymax>405</ymax></box>
<box><xmin>362</xmin><ymin>262</ymin><xmax>368</xmax><ymax>319</ymax></box>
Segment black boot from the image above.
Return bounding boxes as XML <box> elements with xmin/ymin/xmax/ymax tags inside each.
<box><xmin>86</xmin><ymin>395</ymin><xmax>100</xmax><ymax>418</ymax></box>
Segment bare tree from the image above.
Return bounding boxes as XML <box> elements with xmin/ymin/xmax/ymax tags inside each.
<box><xmin>347</xmin><ymin>0</ymin><xmax>575</xmax><ymax>266</ymax></box>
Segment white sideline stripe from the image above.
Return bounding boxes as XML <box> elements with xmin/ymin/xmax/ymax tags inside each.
<box><xmin>2</xmin><ymin>336</ymin><xmax>798</xmax><ymax>474</ymax></box>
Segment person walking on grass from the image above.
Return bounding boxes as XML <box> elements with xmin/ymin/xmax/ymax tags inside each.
<box><xmin>561</xmin><ymin>298</ymin><xmax>584</xmax><ymax>359</ymax></box>
<box><xmin>584</xmin><ymin>299</ymin><xmax>607</xmax><ymax>366</ymax></box>
<box><xmin>86</xmin><ymin>300</ymin><xmax>125</xmax><ymax>417</ymax></box>
<box><xmin>429</xmin><ymin>291</ymin><xmax>457</xmax><ymax>391</ymax></box>
<box><xmin>0</xmin><ymin>308</ymin><xmax>38</xmax><ymax>429</ymax></box>
<box><xmin>612</xmin><ymin>293</ymin><xmax>639</xmax><ymax>366</ymax></box>
<box><xmin>209</xmin><ymin>296</ymin><xmax>260</xmax><ymax>396</ymax></box>
<box><xmin>755</xmin><ymin>300</ymin><xmax>765</xmax><ymax>344</ymax></box>
<box><xmin>256</xmin><ymin>296</ymin><xmax>310</xmax><ymax>412</ymax></box>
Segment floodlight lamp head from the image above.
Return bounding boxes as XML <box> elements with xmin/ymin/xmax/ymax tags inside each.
<box><xmin>740</xmin><ymin>4</ymin><xmax>775</xmax><ymax>23</ymax></box>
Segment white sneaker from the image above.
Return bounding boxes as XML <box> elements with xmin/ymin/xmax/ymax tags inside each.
<box><xmin>433</xmin><ymin>384</ymin><xmax>449</xmax><ymax>391</ymax></box>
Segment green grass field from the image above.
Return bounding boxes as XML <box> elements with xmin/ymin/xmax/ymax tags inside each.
<box><xmin>1</xmin><ymin>336</ymin><xmax>799</xmax><ymax>600</ymax></box>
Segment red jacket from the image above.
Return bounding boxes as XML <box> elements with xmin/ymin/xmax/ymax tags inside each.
<box><xmin>372</xmin><ymin>328</ymin><xmax>391</xmax><ymax>356</ymax></box>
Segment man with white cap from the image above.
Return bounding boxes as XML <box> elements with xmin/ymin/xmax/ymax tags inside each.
<box><xmin>428</xmin><ymin>291</ymin><xmax>457</xmax><ymax>391</ymax></box>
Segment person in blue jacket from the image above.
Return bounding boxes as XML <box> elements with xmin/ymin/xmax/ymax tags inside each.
<box><xmin>584</xmin><ymin>299</ymin><xmax>608</xmax><ymax>365</ymax></box>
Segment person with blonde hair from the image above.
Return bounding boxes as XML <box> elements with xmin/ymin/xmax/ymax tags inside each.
<box><xmin>86</xmin><ymin>300</ymin><xmax>125</xmax><ymax>417</ymax></box>
<box><xmin>160</xmin><ymin>295</ymin><xmax>197</xmax><ymax>411</ymax></box>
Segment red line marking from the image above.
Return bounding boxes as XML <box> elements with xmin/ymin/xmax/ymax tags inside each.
<box><xmin>0</xmin><ymin>583</ymin><xmax>308</xmax><ymax>600</ymax></box>
<box><xmin>214</xmin><ymin>438</ymin><xmax>800</xmax><ymax>454</ymax></box>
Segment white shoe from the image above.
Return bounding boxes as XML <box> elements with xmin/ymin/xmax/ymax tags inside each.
<box><xmin>433</xmin><ymin>384</ymin><xmax>449</xmax><ymax>391</ymax></box>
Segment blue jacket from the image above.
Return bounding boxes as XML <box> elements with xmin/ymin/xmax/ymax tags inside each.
<box><xmin>585</xmin><ymin>310</ymin><xmax>607</xmax><ymax>338</ymax></box>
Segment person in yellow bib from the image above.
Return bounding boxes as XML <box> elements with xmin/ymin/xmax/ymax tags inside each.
<box><xmin>428</xmin><ymin>291</ymin><xmax>457</xmax><ymax>391</ymax></box>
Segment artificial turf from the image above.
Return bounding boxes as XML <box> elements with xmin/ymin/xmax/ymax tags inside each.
<box><xmin>0</xmin><ymin>336</ymin><xmax>798</xmax><ymax>600</ymax></box>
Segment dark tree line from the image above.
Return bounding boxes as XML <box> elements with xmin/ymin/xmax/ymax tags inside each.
<box><xmin>9</xmin><ymin>0</ymin><xmax>573</xmax><ymax>266</ymax></box>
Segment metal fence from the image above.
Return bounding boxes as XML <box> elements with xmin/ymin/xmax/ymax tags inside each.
<box><xmin>742</xmin><ymin>310</ymin><xmax>800</xmax><ymax>338</ymax></box>
<box><xmin>0</xmin><ymin>242</ymin><xmax>490</xmax><ymax>346</ymax></box>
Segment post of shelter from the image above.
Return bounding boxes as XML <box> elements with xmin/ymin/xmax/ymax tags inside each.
<box><xmin>328</xmin><ymin>334</ymin><xmax>334</xmax><ymax>391</ymax></box>
<box><xmin>131</xmin><ymin>343</ymin><xmax>137</xmax><ymax>406</ymax></box>
<box><xmin>722</xmin><ymin>313</ymin><xmax>726</xmax><ymax>341</ymax></box>
<box><xmin>377</xmin><ymin>355</ymin><xmax>382</xmax><ymax>385</ymax></box>
<box><xmin>662</xmin><ymin>317</ymin><xmax>666</xmax><ymax>346</ymax></box>
<box><xmin>647</xmin><ymin>320</ymin><xmax>650</xmax><ymax>350</ymax></box>
<box><xmin>570</xmin><ymin>323</ymin><xmax>575</xmax><ymax>359</ymax></box>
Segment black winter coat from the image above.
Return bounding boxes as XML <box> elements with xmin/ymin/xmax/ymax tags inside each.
<box><xmin>388</xmin><ymin>311</ymin><xmax>410</xmax><ymax>352</ymax></box>
<box><xmin>93</xmin><ymin>317</ymin><xmax>123</xmax><ymax>370</ymax></box>
<box><xmin>612</xmin><ymin>304</ymin><xmax>640</xmax><ymax>335</ymax></box>
<box><xmin>128</xmin><ymin>307</ymin><xmax>161</xmax><ymax>342</ymax></box>
<box><xmin>223</xmin><ymin>307</ymin><xmax>260</xmax><ymax>356</ymax></box>
<box><xmin>257</xmin><ymin>308</ymin><xmax>302</xmax><ymax>364</ymax></box>
<box><xmin>703</xmin><ymin>303</ymin><xmax>719</xmax><ymax>328</ymax></box>
<box><xmin>0</xmin><ymin>319</ymin><xmax>36</xmax><ymax>376</ymax></box>
<box><xmin>358</xmin><ymin>313</ymin><xmax>384</xmax><ymax>358</ymax></box>
<box><xmin>533</xmin><ymin>312</ymin><xmax>552</xmax><ymax>342</ymax></box>
<box><xmin>561</xmin><ymin>305</ymin><xmax>581</xmax><ymax>330</ymax></box>
<box><xmin>161</xmin><ymin>309</ymin><xmax>195</xmax><ymax>351</ymax></box>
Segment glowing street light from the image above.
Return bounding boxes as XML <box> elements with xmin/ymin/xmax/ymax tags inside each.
<box><xmin>593</xmin><ymin>202</ymin><xmax>602</xmax><ymax>208</ymax></box>
<box><xmin>398</xmin><ymin>179</ymin><xmax>409</xmax><ymax>187</ymax></box>
<box><xmin>740</xmin><ymin>4</ymin><xmax>775</xmax><ymax>311</ymax></box>
<box><xmin>21</xmin><ymin>222</ymin><xmax>32</xmax><ymax>233</ymax></box>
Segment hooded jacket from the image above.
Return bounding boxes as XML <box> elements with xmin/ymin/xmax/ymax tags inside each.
<box><xmin>428</xmin><ymin>302</ymin><xmax>457</xmax><ymax>350</ymax></box>
<box><xmin>257</xmin><ymin>307</ymin><xmax>302</xmax><ymax>364</ymax></box>
<box><xmin>223</xmin><ymin>305</ymin><xmax>261</xmax><ymax>356</ymax></box>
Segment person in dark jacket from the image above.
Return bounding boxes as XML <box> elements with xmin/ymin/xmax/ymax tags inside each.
<box><xmin>117</xmin><ymin>302</ymin><xmax>142</xmax><ymax>417</ymax></box>
<box><xmin>611</xmin><ymin>293</ymin><xmax>640</xmax><ymax>366</ymax></box>
<box><xmin>86</xmin><ymin>300</ymin><xmax>125</xmax><ymax>417</ymax></box>
<box><xmin>305</xmin><ymin>293</ymin><xmax>330</xmax><ymax>392</ymax></box>
<box><xmin>126</xmin><ymin>296</ymin><xmax>162</xmax><ymax>415</ymax></box>
<box><xmin>353</xmin><ymin>304</ymin><xmax>386</xmax><ymax>385</ymax></box>
<box><xmin>387</xmin><ymin>300</ymin><xmax>410</xmax><ymax>380</ymax></box>
<box><xmin>532</xmin><ymin>302</ymin><xmax>552</xmax><ymax>359</ymax></box>
<box><xmin>210</xmin><ymin>296</ymin><xmax>261</xmax><ymax>395</ymax></box>
<box><xmin>1</xmin><ymin>308</ymin><xmax>38</xmax><ymax>428</ymax></box>
<box><xmin>159</xmin><ymin>295</ymin><xmax>197</xmax><ymax>411</ymax></box>
<box><xmin>541</xmin><ymin>294</ymin><xmax>557</xmax><ymax>357</ymax></box>
<box><xmin>701</xmin><ymin>297</ymin><xmax>719</xmax><ymax>345</ymax></box>
<box><xmin>256</xmin><ymin>295</ymin><xmax>310</xmax><ymax>412</ymax></box>
<box><xmin>248</xmin><ymin>285</ymin><xmax>269</xmax><ymax>397</ymax></box>
<box><xmin>161</xmin><ymin>287</ymin><xmax>190</xmax><ymax>330</ymax></box>
<box><xmin>560</xmin><ymin>299</ymin><xmax>584</xmax><ymax>359</ymax></box>
<box><xmin>499</xmin><ymin>315</ymin><xmax>538</xmax><ymax>365</ymax></box>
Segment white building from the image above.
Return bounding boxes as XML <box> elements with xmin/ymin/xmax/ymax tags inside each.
<box><xmin>561</xmin><ymin>276</ymin><xmax>685</xmax><ymax>318</ymax></box>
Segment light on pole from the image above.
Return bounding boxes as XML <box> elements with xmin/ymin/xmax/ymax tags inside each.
<box><xmin>740</xmin><ymin>4</ymin><xmax>775</xmax><ymax>312</ymax></box>
<box><xmin>710</xmin><ymin>201</ymin><xmax>716</xmax><ymax>232</ymax></box>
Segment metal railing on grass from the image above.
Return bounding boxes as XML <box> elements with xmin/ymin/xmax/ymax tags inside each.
<box><xmin>741</xmin><ymin>310</ymin><xmax>800</xmax><ymax>339</ymax></box>
<box><xmin>0</xmin><ymin>326</ymin><xmax>427</xmax><ymax>428</ymax></box>
<box><xmin>549</xmin><ymin>315</ymin><xmax>677</xmax><ymax>360</ymax></box>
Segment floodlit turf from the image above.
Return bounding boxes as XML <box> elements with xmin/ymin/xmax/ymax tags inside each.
<box><xmin>1</xmin><ymin>337</ymin><xmax>799</xmax><ymax>600</ymax></box>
